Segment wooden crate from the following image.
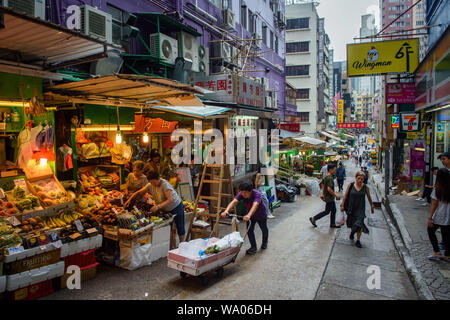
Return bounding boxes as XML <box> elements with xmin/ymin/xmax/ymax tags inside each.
<box><xmin>26</xmin><ymin>174</ymin><xmax>70</xmax><ymax>209</ymax></box>
<box><xmin>190</xmin><ymin>226</ymin><xmax>210</xmax><ymax>240</ymax></box>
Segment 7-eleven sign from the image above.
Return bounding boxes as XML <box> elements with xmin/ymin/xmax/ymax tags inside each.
<box><xmin>400</xmin><ymin>113</ymin><xmax>420</xmax><ymax>132</ymax></box>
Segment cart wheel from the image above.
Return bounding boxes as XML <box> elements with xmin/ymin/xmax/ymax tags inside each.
<box><xmin>216</xmin><ymin>267</ymin><xmax>224</xmax><ymax>278</ymax></box>
<box><xmin>180</xmin><ymin>272</ymin><xmax>188</xmax><ymax>279</ymax></box>
<box><xmin>201</xmin><ymin>275</ymin><xmax>208</xmax><ymax>286</ymax></box>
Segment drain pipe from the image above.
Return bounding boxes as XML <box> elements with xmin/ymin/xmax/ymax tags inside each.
<box><xmin>193</xmin><ymin>0</ymin><xmax>218</xmax><ymax>23</ymax></box>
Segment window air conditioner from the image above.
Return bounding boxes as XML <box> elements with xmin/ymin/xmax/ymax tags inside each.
<box><xmin>80</xmin><ymin>5</ymin><xmax>113</xmax><ymax>44</ymax></box>
<box><xmin>179</xmin><ymin>32</ymin><xmax>200</xmax><ymax>72</ymax></box>
<box><xmin>150</xmin><ymin>33</ymin><xmax>179</xmax><ymax>65</ymax></box>
<box><xmin>3</xmin><ymin>0</ymin><xmax>46</xmax><ymax>19</ymax></box>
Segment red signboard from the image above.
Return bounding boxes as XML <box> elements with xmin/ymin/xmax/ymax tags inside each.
<box><xmin>134</xmin><ymin>115</ymin><xmax>178</xmax><ymax>133</ymax></box>
<box><xmin>336</xmin><ymin>123</ymin><xmax>367</xmax><ymax>129</ymax></box>
<box><xmin>386</xmin><ymin>83</ymin><xmax>415</xmax><ymax>104</ymax></box>
<box><xmin>279</xmin><ymin>123</ymin><xmax>301</xmax><ymax>132</ymax></box>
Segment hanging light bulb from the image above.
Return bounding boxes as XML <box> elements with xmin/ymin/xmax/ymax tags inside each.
<box><xmin>39</xmin><ymin>158</ymin><xmax>48</xmax><ymax>167</ymax></box>
<box><xmin>116</xmin><ymin>131</ymin><xmax>122</xmax><ymax>144</ymax></box>
<box><xmin>143</xmin><ymin>132</ymin><xmax>149</xmax><ymax>143</ymax></box>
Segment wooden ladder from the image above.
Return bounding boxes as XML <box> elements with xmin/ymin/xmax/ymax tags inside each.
<box><xmin>186</xmin><ymin>163</ymin><xmax>238</xmax><ymax>240</ymax></box>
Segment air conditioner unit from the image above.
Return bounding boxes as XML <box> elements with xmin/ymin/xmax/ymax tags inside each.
<box><xmin>198</xmin><ymin>45</ymin><xmax>210</xmax><ymax>75</ymax></box>
<box><xmin>222</xmin><ymin>9</ymin><xmax>235</xmax><ymax>30</ymax></box>
<box><xmin>179</xmin><ymin>32</ymin><xmax>200</xmax><ymax>72</ymax></box>
<box><xmin>3</xmin><ymin>0</ymin><xmax>46</xmax><ymax>19</ymax></box>
<box><xmin>265</xmin><ymin>96</ymin><xmax>272</xmax><ymax>109</ymax></box>
<box><xmin>149</xmin><ymin>33</ymin><xmax>179</xmax><ymax>65</ymax></box>
<box><xmin>80</xmin><ymin>5</ymin><xmax>112</xmax><ymax>44</ymax></box>
<box><xmin>212</xmin><ymin>42</ymin><xmax>232</xmax><ymax>64</ymax></box>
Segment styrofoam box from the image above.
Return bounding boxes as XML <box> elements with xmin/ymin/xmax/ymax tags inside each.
<box><xmin>3</xmin><ymin>244</ymin><xmax>60</xmax><ymax>264</ymax></box>
<box><xmin>6</xmin><ymin>261</ymin><xmax>64</xmax><ymax>291</ymax></box>
<box><xmin>152</xmin><ymin>225</ymin><xmax>170</xmax><ymax>245</ymax></box>
<box><xmin>151</xmin><ymin>241</ymin><xmax>170</xmax><ymax>262</ymax></box>
<box><xmin>60</xmin><ymin>235</ymin><xmax>103</xmax><ymax>257</ymax></box>
<box><xmin>0</xmin><ymin>276</ymin><xmax>6</xmax><ymax>293</ymax></box>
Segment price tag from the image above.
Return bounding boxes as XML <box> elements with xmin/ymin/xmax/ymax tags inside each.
<box><xmin>86</xmin><ymin>228</ymin><xmax>98</xmax><ymax>234</ymax></box>
<box><xmin>74</xmin><ymin>219</ymin><xmax>84</xmax><ymax>232</ymax></box>
<box><xmin>52</xmin><ymin>240</ymin><xmax>62</xmax><ymax>249</ymax></box>
<box><xmin>112</xmin><ymin>207</ymin><xmax>119</xmax><ymax>215</ymax></box>
<box><xmin>7</xmin><ymin>246</ymin><xmax>24</xmax><ymax>255</ymax></box>
<box><xmin>40</xmin><ymin>245</ymin><xmax>47</xmax><ymax>251</ymax></box>
<box><xmin>69</xmin><ymin>233</ymin><xmax>81</xmax><ymax>240</ymax></box>
<box><xmin>6</xmin><ymin>216</ymin><xmax>21</xmax><ymax>226</ymax></box>
<box><xmin>95</xmin><ymin>200</ymin><xmax>102</xmax><ymax>208</ymax></box>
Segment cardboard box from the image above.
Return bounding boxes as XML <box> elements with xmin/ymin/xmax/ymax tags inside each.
<box><xmin>7</xmin><ymin>279</ymin><xmax>54</xmax><ymax>300</ymax></box>
<box><xmin>167</xmin><ymin>244</ymin><xmax>239</xmax><ymax>269</ymax></box>
<box><xmin>60</xmin><ymin>262</ymin><xmax>98</xmax><ymax>289</ymax></box>
<box><xmin>26</xmin><ymin>174</ymin><xmax>71</xmax><ymax>209</ymax></box>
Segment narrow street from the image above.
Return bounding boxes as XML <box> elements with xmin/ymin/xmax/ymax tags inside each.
<box><xmin>43</xmin><ymin>159</ymin><xmax>418</xmax><ymax>300</ymax></box>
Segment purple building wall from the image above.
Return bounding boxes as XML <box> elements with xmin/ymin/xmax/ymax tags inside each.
<box><xmin>45</xmin><ymin>0</ymin><xmax>285</xmax><ymax>116</ymax></box>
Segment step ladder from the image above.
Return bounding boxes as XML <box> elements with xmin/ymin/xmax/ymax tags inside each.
<box><xmin>186</xmin><ymin>162</ymin><xmax>238</xmax><ymax>241</ymax></box>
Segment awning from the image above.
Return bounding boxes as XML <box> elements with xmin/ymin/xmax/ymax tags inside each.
<box><xmin>0</xmin><ymin>6</ymin><xmax>115</xmax><ymax>69</ymax></box>
<box><xmin>149</xmin><ymin>105</ymin><xmax>231</xmax><ymax>119</ymax></box>
<box><xmin>291</xmin><ymin>136</ymin><xmax>327</xmax><ymax>150</ymax></box>
<box><xmin>320</xmin><ymin>131</ymin><xmax>346</xmax><ymax>143</ymax></box>
<box><xmin>44</xmin><ymin>74</ymin><xmax>204</xmax><ymax>108</ymax></box>
<box><xmin>279</xmin><ymin>129</ymin><xmax>301</xmax><ymax>139</ymax></box>
<box><xmin>344</xmin><ymin>133</ymin><xmax>355</xmax><ymax>139</ymax></box>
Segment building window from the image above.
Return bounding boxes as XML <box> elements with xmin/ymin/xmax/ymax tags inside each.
<box><xmin>286</xmin><ymin>17</ymin><xmax>309</xmax><ymax>30</ymax></box>
<box><xmin>248</xmin><ymin>10</ymin><xmax>256</xmax><ymax>33</ymax></box>
<box><xmin>299</xmin><ymin>112</ymin><xmax>309</xmax><ymax>122</ymax></box>
<box><xmin>241</xmin><ymin>4</ymin><xmax>247</xmax><ymax>29</ymax></box>
<box><xmin>286</xmin><ymin>41</ymin><xmax>309</xmax><ymax>53</ymax></box>
<box><xmin>275</xmin><ymin>36</ymin><xmax>279</xmax><ymax>54</ymax></box>
<box><xmin>286</xmin><ymin>65</ymin><xmax>309</xmax><ymax>76</ymax></box>
<box><xmin>262</xmin><ymin>23</ymin><xmax>267</xmax><ymax>45</ymax></box>
<box><xmin>270</xmin><ymin>30</ymin><xmax>274</xmax><ymax>50</ymax></box>
<box><xmin>296</xmin><ymin>89</ymin><xmax>309</xmax><ymax>99</ymax></box>
<box><xmin>107</xmin><ymin>4</ymin><xmax>129</xmax><ymax>46</ymax></box>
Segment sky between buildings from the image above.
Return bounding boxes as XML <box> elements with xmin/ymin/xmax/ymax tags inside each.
<box><xmin>315</xmin><ymin>0</ymin><xmax>380</xmax><ymax>61</ymax></box>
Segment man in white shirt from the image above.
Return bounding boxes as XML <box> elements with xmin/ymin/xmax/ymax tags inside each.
<box><xmin>320</xmin><ymin>164</ymin><xmax>328</xmax><ymax>178</ymax></box>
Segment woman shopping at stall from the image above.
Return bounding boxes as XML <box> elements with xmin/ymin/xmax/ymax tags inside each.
<box><xmin>124</xmin><ymin>161</ymin><xmax>148</xmax><ymax>195</ymax></box>
<box><xmin>125</xmin><ymin>171</ymin><xmax>185</xmax><ymax>243</ymax></box>
<box><xmin>340</xmin><ymin>171</ymin><xmax>374</xmax><ymax>248</ymax></box>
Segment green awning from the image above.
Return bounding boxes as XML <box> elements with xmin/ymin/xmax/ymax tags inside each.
<box><xmin>135</xmin><ymin>13</ymin><xmax>202</xmax><ymax>37</ymax></box>
<box><xmin>150</xmin><ymin>105</ymin><xmax>231</xmax><ymax>119</ymax></box>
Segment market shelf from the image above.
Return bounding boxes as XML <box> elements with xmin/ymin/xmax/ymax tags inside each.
<box><xmin>78</xmin><ymin>154</ymin><xmax>111</xmax><ymax>162</ymax></box>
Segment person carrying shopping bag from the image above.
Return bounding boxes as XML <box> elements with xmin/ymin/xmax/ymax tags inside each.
<box><xmin>426</xmin><ymin>168</ymin><xmax>450</xmax><ymax>262</ymax></box>
<box><xmin>340</xmin><ymin>171</ymin><xmax>375</xmax><ymax>248</ymax></box>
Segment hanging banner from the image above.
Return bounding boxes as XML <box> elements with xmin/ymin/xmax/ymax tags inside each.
<box><xmin>134</xmin><ymin>115</ymin><xmax>178</xmax><ymax>133</ymax></box>
<box><xmin>386</xmin><ymin>83</ymin><xmax>416</xmax><ymax>104</ymax></box>
<box><xmin>336</xmin><ymin>122</ymin><xmax>367</xmax><ymax>129</ymax></box>
<box><xmin>347</xmin><ymin>38</ymin><xmax>419</xmax><ymax>77</ymax></box>
<box><xmin>337</xmin><ymin>99</ymin><xmax>344</xmax><ymax>123</ymax></box>
<box><xmin>278</xmin><ymin>123</ymin><xmax>300</xmax><ymax>132</ymax></box>
<box><xmin>400</xmin><ymin>113</ymin><xmax>420</xmax><ymax>132</ymax></box>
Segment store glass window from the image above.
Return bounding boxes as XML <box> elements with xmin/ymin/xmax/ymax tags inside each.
<box><xmin>270</xmin><ymin>30</ymin><xmax>274</xmax><ymax>50</ymax></box>
<box><xmin>262</xmin><ymin>23</ymin><xmax>267</xmax><ymax>45</ymax></box>
<box><xmin>241</xmin><ymin>4</ymin><xmax>247</xmax><ymax>29</ymax></box>
<box><xmin>286</xmin><ymin>65</ymin><xmax>309</xmax><ymax>76</ymax></box>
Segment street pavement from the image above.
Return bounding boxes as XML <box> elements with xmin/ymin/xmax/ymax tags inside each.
<box><xmin>315</xmin><ymin>160</ymin><xmax>418</xmax><ymax>300</ymax></box>
<box><xmin>42</xmin><ymin>159</ymin><xmax>419</xmax><ymax>300</ymax></box>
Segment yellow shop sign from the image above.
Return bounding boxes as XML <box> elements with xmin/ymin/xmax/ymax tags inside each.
<box><xmin>347</xmin><ymin>38</ymin><xmax>419</xmax><ymax>77</ymax></box>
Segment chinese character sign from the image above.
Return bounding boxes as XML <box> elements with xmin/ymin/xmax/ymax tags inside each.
<box><xmin>336</xmin><ymin>123</ymin><xmax>367</xmax><ymax>129</ymax></box>
<box><xmin>134</xmin><ymin>115</ymin><xmax>178</xmax><ymax>133</ymax></box>
<box><xmin>337</xmin><ymin>100</ymin><xmax>344</xmax><ymax>123</ymax></box>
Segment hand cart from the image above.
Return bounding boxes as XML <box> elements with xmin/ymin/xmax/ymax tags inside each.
<box><xmin>167</xmin><ymin>214</ymin><xmax>251</xmax><ymax>286</ymax></box>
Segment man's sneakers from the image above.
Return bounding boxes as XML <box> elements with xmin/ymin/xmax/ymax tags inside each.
<box><xmin>246</xmin><ymin>247</ymin><xmax>257</xmax><ymax>255</ymax></box>
<box><xmin>355</xmin><ymin>240</ymin><xmax>362</xmax><ymax>248</ymax></box>
<box><xmin>261</xmin><ymin>243</ymin><xmax>268</xmax><ymax>250</ymax></box>
<box><xmin>309</xmin><ymin>217</ymin><xmax>317</xmax><ymax>227</ymax></box>
<box><xmin>268</xmin><ymin>213</ymin><xmax>275</xmax><ymax>219</ymax></box>
<box><xmin>428</xmin><ymin>252</ymin><xmax>442</xmax><ymax>261</ymax></box>
<box><xmin>416</xmin><ymin>197</ymin><xmax>424</xmax><ymax>201</ymax></box>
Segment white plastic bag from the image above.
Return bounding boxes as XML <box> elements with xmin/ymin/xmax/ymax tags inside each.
<box><xmin>119</xmin><ymin>243</ymin><xmax>152</xmax><ymax>270</ymax></box>
<box><xmin>215</xmin><ymin>232</ymin><xmax>244</xmax><ymax>251</ymax></box>
<box><xmin>336</xmin><ymin>210</ymin><xmax>346</xmax><ymax>226</ymax></box>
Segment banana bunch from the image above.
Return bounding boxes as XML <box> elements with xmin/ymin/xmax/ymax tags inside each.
<box><xmin>42</xmin><ymin>211</ymin><xmax>84</xmax><ymax>228</ymax></box>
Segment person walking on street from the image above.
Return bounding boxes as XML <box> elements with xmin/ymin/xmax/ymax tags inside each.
<box><xmin>340</xmin><ymin>171</ymin><xmax>375</xmax><ymax>248</ymax></box>
<box><xmin>362</xmin><ymin>167</ymin><xmax>369</xmax><ymax>184</ymax></box>
<box><xmin>426</xmin><ymin>168</ymin><xmax>450</xmax><ymax>262</ymax></box>
<box><xmin>336</xmin><ymin>162</ymin><xmax>346</xmax><ymax>192</ymax></box>
<box><xmin>255</xmin><ymin>165</ymin><xmax>274</xmax><ymax>219</ymax></box>
<box><xmin>320</xmin><ymin>163</ymin><xmax>328</xmax><ymax>179</ymax></box>
<box><xmin>310</xmin><ymin>164</ymin><xmax>341</xmax><ymax>228</ymax></box>
<box><xmin>438</xmin><ymin>152</ymin><xmax>450</xmax><ymax>170</ymax></box>
<box><xmin>359</xmin><ymin>155</ymin><xmax>362</xmax><ymax>167</ymax></box>
<box><xmin>418</xmin><ymin>167</ymin><xmax>439</xmax><ymax>205</ymax></box>
<box><xmin>221</xmin><ymin>182</ymin><xmax>269</xmax><ymax>255</ymax></box>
